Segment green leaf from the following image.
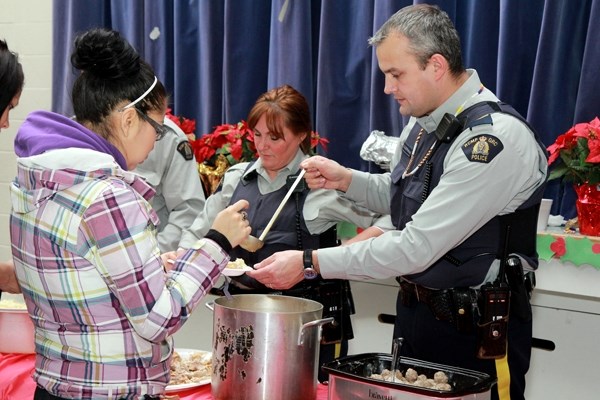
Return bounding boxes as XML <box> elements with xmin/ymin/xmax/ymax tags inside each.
<box><xmin>548</xmin><ymin>165</ymin><xmax>568</xmax><ymax>181</ymax></box>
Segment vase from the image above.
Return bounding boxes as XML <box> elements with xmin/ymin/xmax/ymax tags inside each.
<box><xmin>573</xmin><ymin>183</ymin><xmax>600</xmax><ymax>236</ymax></box>
<box><xmin>197</xmin><ymin>154</ymin><xmax>230</xmax><ymax>196</ymax></box>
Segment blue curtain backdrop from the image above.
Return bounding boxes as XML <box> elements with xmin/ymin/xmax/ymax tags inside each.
<box><xmin>52</xmin><ymin>0</ymin><xmax>600</xmax><ymax>219</ymax></box>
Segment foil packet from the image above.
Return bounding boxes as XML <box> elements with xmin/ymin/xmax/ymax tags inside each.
<box><xmin>359</xmin><ymin>130</ymin><xmax>400</xmax><ymax>171</ymax></box>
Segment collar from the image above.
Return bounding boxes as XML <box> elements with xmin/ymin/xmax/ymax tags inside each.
<box><xmin>241</xmin><ymin>149</ymin><xmax>306</xmax><ymax>183</ymax></box>
<box><xmin>416</xmin><ymin>69</ymin><xmax>484</xmax><ymax>134</ymax></box>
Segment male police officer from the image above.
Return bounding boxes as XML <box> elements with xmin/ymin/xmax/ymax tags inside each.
<box><xmin>248</xmin><ymin>5</ymin><xmax>548</xmax><ymax>400</ymax></box>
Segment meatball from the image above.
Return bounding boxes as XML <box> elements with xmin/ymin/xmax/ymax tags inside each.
<box><xmin>404</xmin><ymin>368</ymin><xmax>418</xmax><ymax>382</ymax></box>
<box><xmin>434</xmin><ymin>370</ymin><xmax>449</xmax><ymax>384</ymax></box>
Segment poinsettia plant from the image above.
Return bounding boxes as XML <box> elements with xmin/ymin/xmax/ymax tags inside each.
<box><xmin>309</xmin><ymin>130</ymin><xmax>329</xmax><ymax>154</ymax></box>
<box><xmin>547</xmin><ymin>117</ymin><xmax>600</xmax><ymax>185</ymax></box>
<box><xmin>165</xmin><ymin>110</ymin><xmax>329</xmax><ymax>195</ymax></box>
<box><xmin>189</xmin><ymin>120</ymin><xmax>329</xmax><ymax>167</ymax></box>
<box><xmin>193</xmin><ymin>121</ymin><xmax>258</xmax><ymax>166</ymax></box>
<box><xmin>166</xmin><ymin>109</ymin><xmax>196</xmax><ymax>138</ymax></box>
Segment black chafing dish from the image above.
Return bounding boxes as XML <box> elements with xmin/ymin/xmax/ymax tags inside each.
<box><xmin>322</xmin><ymin>353</ymin><xmax>496</xmax><ymax>400</ymax></box>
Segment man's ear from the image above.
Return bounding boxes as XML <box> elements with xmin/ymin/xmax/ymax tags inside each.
<box><xmin>429</xmin><ymin>53</ymin><xmax>448</xmax><ymax>78</ymax></box>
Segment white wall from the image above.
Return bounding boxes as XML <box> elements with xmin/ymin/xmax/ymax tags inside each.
<box><xmin>0</xmin><ymin>0</ymin><xmax>53</xmax><ymax>260</ymax></box>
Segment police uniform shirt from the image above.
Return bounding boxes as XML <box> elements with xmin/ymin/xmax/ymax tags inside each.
<box><xmin>135</xmin><ymin>118</ymin><xmax>206</xmax><ymax>252</ymax></box>
<box><xmin>179</xmin><ymin>149</ymin><xmax>381</xmax><ymax>249</ymax></box>
<box><xmin>317</xmin><ymin>69</ymin><xmax>548</xmax><ymax>283</ymax></box>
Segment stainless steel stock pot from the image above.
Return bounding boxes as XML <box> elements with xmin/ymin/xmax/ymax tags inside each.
<box><xmin>207</xmin><ymin>294</ymin><xmax>333</xmax><ymax>400</ymax></box>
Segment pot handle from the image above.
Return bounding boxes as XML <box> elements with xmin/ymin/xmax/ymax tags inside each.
<box><xmin>205</xmin><ymin>301</ymin><xmax>214</xmax><ymax>311</ymax></box>
<box><xmin>297</xmin><ymin>317</ymin><xmax>335</xmax><ymax>346</ymax></box>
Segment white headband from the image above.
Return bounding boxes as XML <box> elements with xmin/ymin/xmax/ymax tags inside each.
<box><xmin>122</xmin><ymin>76</ymin><xmax>158</xmax><ymax>110</ymax></box>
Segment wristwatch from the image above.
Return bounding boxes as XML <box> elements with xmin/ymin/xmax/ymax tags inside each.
<box><xmin>303</xmin><ymin>249</ymin><xmax>319</xmax><ymax>280</ymax></box>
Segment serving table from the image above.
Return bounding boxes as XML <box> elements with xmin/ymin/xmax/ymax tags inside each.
<box><xmin>0</xmin><ymin>352</ymin><xmax>330</xmax><ymax>399</ymax></box>
<box><xmin>524</xmin><ymin>229</ymin><xmax>600</xmax><ymax>400</ymax></box>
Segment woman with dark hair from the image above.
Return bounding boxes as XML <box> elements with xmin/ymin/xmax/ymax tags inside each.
<box><xmin>0</xmin><ymin>39</ymin><xmax>25</xmax><ymax>296</ymax></box>
<box><xmin>180</xmin><ymin>84</ymin><xmax>384</xmax><ymax>382</ymax></box>
<box><xmin>0</xmin><ymin>39</ymin><xmax>24</xmax><ymax>130</ymax></box>
<box><xmin>10</xmin><ymin>28</ymin><xmax>250</xmax><ymax>399</ymax></box>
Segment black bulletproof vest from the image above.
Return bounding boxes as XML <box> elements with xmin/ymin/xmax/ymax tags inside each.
<box><xmin>227</xmin><ymin>166</ymin><xmax>334</xmax><ymax>289</ymax></box>
<box><xmin>390</xmin><ymin>102</ymin><xmax>548</xmax><ymax>288</ymax></box>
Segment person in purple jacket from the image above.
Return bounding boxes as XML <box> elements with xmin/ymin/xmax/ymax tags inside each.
<box><xmin>0</xmin><ymin>38</ymin><xmax>25</xmax><ymax>297</ymax></box>
<box><xmin>10</xmin><ymin>28</ymin><xmax>250</xmax><ymax>400</ymax></box>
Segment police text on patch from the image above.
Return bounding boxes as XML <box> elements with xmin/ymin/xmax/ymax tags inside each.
<box><xmin>461</xmin><ymin>134</ymin><xmax>503</xmax><ymax>164</ymax></box>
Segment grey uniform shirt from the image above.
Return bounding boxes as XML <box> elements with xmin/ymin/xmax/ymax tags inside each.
<box><xmin>135</xmin><ymin>118</ymin><xmax>206</xmax><ymax>252</ymax></box>
<box><xmin>179</xmin><ymin>149</ymin><xmax>381</xmax><ymax>249</ymax></box>
<box><xmin>318</xmin><ymin>69</ymin><xmax>548</xmax><ymax>282</ymax></box>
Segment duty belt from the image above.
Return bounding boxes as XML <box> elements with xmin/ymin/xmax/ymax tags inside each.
<box><xmin>397</xmin><ymin>278</ymin><xmax>479</xmax><ymax>333</ymax></box>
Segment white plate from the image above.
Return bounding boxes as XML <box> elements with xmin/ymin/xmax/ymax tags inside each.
<box><xmin>166</xmin><ymin>348</ymin><xmax>212</xmax><ymax>393</ymax></box>
<box><xmin>222</xmin><ymin>265</ymin><xmax>254</xmax><ymax>276</ymax></box>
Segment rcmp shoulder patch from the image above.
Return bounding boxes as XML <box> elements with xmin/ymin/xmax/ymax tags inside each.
<box><xmin>461</xmin><ymin>134</ymin><xmax>503</xmax><ymax>163</ymax></box>
<box><xmin>177</xmin><ymin>141</ymin><xmax>194</xmax><ymax>161</ymax></box>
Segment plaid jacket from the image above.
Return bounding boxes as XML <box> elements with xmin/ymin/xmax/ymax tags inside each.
<box><xmin>10</xmin><ymin>147</ymin><xmax>226</xmax><ymax>399</ymax></box>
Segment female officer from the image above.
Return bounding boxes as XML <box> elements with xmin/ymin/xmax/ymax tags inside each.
<box><xmin>180</xmin><ymin>84</ymin><xmax>383</xmax><ymax>382</ymax></box>
<box><xmin>135</xmin><ymin>116</ymin><xmax>206</xmax><ymax>252</ymax></box>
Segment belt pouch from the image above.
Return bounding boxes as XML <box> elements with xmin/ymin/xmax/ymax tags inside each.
<box><xmin>318</xmin><ymin>281</ymin><xmax>350</xmax><ymax>344</ymax></box>
<box><xmin>452</xmin><ymin>289</ymin><xmax>474</xmax><ymax>333</ymax></box>
<box><xmin>399</xmin><ymin>281</ymin><xmax>416</xmax><ymax>307</ymax></box>
<box><xmin>428</xmin><ymin>290</ymin><xmax>454</xmax><ymax>322</ymax></box>
<box><xmin>476</xmin><ymin>284</ymin><xmax>510</xmax><ymax>359</ymax></box>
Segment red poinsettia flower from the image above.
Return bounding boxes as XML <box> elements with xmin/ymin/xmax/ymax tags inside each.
<box><xmin>579</xmin><ymin>117</ymin><xmax>600</xmax><ymax>163</ymax></box>
<box><xmin>165</xmin><ymin>109</ymin><xmax>178</xmax><ymax>123</ymax></box>
<box><xmin>219</xmin><ymin>122</ymin><xmax>253</xmax><ymax>162</ymax></box>
<box><xmin>310</xmin><ymin>131</ymin><xmax>329</xmax><ymax>153</ymax></box>
<box><xmin>178</xmin><ymin>118</ymin><xmax>196</xmax><ymax>136</ymax></box>
<box><xmin>208</xmin><ymin>129</ymin><xmax>232</xmax><ymax>151</ymax></box>
<box><xmin>187</xmin><ymin>121</ymin><xmax>257</xmax><ymax>165</ymax></box>
<box><xmin>165</xmin><ymin>109</ymin><xmax>196</xmax><ymax>136</ymax></box>
<box><xmin>547</xmin><ymin>128</ymin><xmax>578</xmax><ymax>165</ymax></box>
<box><xmin>547</xmin><ymin>116</ymin><xmax>600</xmax><ymax>185</ymax></box>
<box><xmin>192</xmin><ymin>138</ymin><xmax>215</xmax><ymax>163</ymax></box>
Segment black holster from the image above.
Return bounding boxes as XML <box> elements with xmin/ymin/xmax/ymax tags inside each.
<box><xmin>505</xmin><ymin>256</ymin><xmax>534</xmax><ymax>322</ymax></box>
<box><xmin>313</xmin><ymin>280</ymin><xmax>355</xmax><ymax>344</ymax></box>
<box><xmin>452</xmin><ymin>289</ymin><xmax>477</xmax><ymax>334</ymax></box>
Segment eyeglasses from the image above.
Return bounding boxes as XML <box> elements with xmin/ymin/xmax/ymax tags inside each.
<box><xmin>135</xmin><ymin>108</ymin><xmax>168</xmax><ymax>141</ymax></box>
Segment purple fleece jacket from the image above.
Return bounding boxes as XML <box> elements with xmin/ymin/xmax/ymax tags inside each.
<box><xmin>14</xmin><ymin>110</ymin><xmax>127</xmax><ymax>170</ymax></box>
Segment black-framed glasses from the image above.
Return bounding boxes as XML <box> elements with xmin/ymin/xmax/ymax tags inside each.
<box><xmin>135</xmin><ymin>108</ymin><xmax>168</xmax><ymax>141</ymax></box>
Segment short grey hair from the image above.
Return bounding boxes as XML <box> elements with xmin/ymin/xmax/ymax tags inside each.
<box><xmin>368</xmin><ymin>4</ymin><xmax>464</xmax><ymax>77</ymax></box>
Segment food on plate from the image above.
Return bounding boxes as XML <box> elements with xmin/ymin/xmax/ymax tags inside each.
<box><xmin>226</xmin><ymin>258</ymin><xmax>248</xmax><ymax>270</ymax></box>
<box><xmin>169</xmin><ymin>350</ymin><xmax>212</xmax><ymax>386</ymax></box>
<box><xmin>0</xmin><ymin>299</ymin><xmax>27</xmax><ymax>310</ymax></box>
<box><xmin>370</xmin><ymin>368</ymin><xmax>451</xmax><ymax>391</ymax></box>
<box><xmin>221</xmin><ymin>258</ymin><xmax>252</xmax><ymax>276</ymax></box>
